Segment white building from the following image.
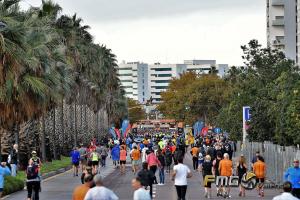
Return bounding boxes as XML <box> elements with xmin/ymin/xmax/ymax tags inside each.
<box><xmin>266</xmin><ymin>0</ymin><xmax>299</xmax><ymax>64</ymax></box>
<box><xmin>118</xmin><ymin>60</ymin><xmax>229</xmax><ymax>104</ymax></box>
<box><xmin>184</xmin><ymin>60</ymin><xmax>229</xmax><ymax>77</ymax></box>
<box><xmin>117</xmin><ymin>62</ymin><xmax>149</xmax><ymax>103</ymax></box>
<box><xmin>149</xmin><ymin>63</ymin><xmax>186</xmax><ymax>103</ymax></box>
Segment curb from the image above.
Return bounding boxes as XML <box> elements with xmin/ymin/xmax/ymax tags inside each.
<box><xmin>2</xmin><ymin>165</ymin><xmax>73</xmax><ymax>199</ymax></box>
<box><xmin>41</xmin><ymin>166</ymin><xmax>72</xmax><ymax>180</ymax></box>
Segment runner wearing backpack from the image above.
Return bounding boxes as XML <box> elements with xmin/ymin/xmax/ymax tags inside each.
<box><xmin>26</xmin><ymin>159</ymin><xmax>40</xmax><ymax>200</ymax></box>
<box><xmin>165</xmin><ymin>147</ymin><xmax>173</xmax><ymax>174</ymax></box>
<box><xmin>223</xmin><ymin>141</ymin><xmax>233</xmax><ymax>160</ymax></box>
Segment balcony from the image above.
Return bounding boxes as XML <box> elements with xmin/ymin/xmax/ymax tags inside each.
<box><xmin>272</xmin><ymin>18</ymin><xmax>284</xmax><ymax>26</ymax></box>
<box><xmin>272</xmin><ymin>0</ymin><xmax>284</xmax><ymax>6</ymax></box>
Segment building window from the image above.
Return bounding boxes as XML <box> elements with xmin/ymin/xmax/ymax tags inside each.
<box><xmin>150</xmin><ymin>68</ymin><xmax>172</xmax><ymax>71</ymax></box>
<box><xmin>158</xmin><ymin>74</ymin><xmax>172</xmax><ymax>77</ymax></box>
<box><xmin>143</xmin><ymin>92</ymin><xmax>145</xmax><ymax>95</ymax></box>
<box><xmin>151</xmin><ymin>92</ymin><xmax>161</xmax><ymax>95</ymax></box>
<box><xmin>151</xmin><ymin>80</ymin><xmax>170</xmax><ymax>83</ymax></box>
<box><xmin>151</xmin><ymin>86</ymin><xmax>168</xmax><ymax>89</ymax></box>
<box><xmin>142</xmin><ymin>79</ymin><xmax>144</xmax><ymax>83</ymax></box>
<box><xmin>118</xmin><ymin>68</ymin><xmax>132</xmax><ymax>70</ymax></box>
<box><xmin>122</xmin><ymin>86</ymin><xmax>132</xmax><ymax>89</ymax></box>
<box><xmin>119</xmin><ymin>74</ymin><xmax>133</xmax><ymax>76</ymax></box>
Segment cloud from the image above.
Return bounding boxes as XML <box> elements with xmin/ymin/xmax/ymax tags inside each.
<box><xmin>21</xmin><ymin>0</ymin><xmax>265</xmax><ymax>23</ymax></box>
<box><xmin>20</xmin><ymin>0</ymin><xmax>266</xmax><ymax>66</ymax></box>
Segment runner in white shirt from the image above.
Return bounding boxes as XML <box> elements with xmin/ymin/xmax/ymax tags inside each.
<box><xmin>273</xmin><ymin>181</ymin><xmax>299</xmax><ymax>200</ymax></box>
<box><xmin>132</xmin><ymin>177</ymin><xmax>151</xmax><ymax>200</ymax></box>
<box><xmin>84</xmin><ymin>174</ymin><xmax>119</xmax><ymax>200</ymax></box>
<box><xmin>142</xmin><ymin>146</ymin><xmax>149</xmax><ymax>163</ymax></box>
<box><xmin>172</xmin><ymin>156</ymin><xmax>192</xmax><ymax>200</ymax></box>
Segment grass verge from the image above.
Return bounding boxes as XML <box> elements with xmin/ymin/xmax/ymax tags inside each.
<box><xmin>3</xmin><ymin>156</ymin><xmax>71</xmax><ymax>196</ymax></box>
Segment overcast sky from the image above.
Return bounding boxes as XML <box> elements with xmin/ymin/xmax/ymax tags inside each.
<box><xmin>20</xmin><ymin>0</ymin><xmax>266</xmax><ymax>66</ymax></box>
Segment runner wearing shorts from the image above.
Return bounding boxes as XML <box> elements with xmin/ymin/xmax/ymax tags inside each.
<box><xmin>120</xmin><ymin>146</ymin><xmax>127</xmax><ymax>174</ymax></box>
<box><xmin>79</xmin><ymin>145</ymin><xmax>87</xmax><ymax>172</ymax></box>
<box><xmin>219</xmin><ymin>153</ymin><xmax>233</xmax><ymax>198</ymax></box>
<box><xmin>90</xmin><ymin>149</ymin><xmax>99</xmax><ymax>175</ymax></box>
<box><xmin>131</xmin><ymin>146</ymin><xmax>141</xmax><ymax>174</ymax></box>
<box><xmin>253</xmin><ymin>155</ymin><xmax>266</xmax><ymax>197</ymax></box>
<box><xmin>71</xmin><ymin>147</ymin><xmax>80</xmax><ymax>176</ymax></box>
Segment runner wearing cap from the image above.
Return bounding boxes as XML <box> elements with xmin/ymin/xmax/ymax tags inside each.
<box><xmin>30</xmin><ymin>151</ymin><xmax>42</xmax><ymax>173</ymax></box>
<box><xmin>284</xmin><ymin>159</ymin><xmax>300</xmax><ymax>198</ymax></box>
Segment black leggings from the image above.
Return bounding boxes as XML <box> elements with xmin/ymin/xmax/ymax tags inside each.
<box><xmin>175</xmin><ymin>185</ymin><xmax>187</xmax><ymax>200</ymax></box>
<box><xmin>27</xmin><ymin>181</ymin><xmax>40</xmax><ymax>200</ymax></box>
<box><xmin>145</xmin><ymin>184</ymin><xmax>153</xmax><ymax>198</ymax></box>
<box><xmin>149</xmin><ymin>165</ymin><xmax>158</xmax><ymax>184</ymax></box>
<box><xmin>192</xmin><ymin>157</ymin><xmax>198</xmax><ymax>170</ymax></box>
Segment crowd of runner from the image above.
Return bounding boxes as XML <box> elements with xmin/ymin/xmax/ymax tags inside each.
<box><xmin>0</xmin><ymin>128</ymin><xmax>299</xmax><ymax>200</ymax></box>
<box><xmin>69</xmin><ymin>128</ymin><xmax>300</xmax><ymax>200</ymax></box>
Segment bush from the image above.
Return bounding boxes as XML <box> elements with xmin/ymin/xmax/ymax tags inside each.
<box><xmin>2</xmin><ymin>156</ymin><xmax>71</xmax><ymax>196</ymax></box>
<box><xmin>3</xmin><ymin>176</ymin><xmax>24</xmax><ymax>196</ymax></box>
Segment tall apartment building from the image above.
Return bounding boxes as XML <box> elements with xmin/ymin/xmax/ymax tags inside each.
<box><xmin>117</xmin><ymin>62</ymin><xmax>149</xmax><ymax>103</ymax></box>
<box><xmin>266</xmin><ymin>0</ymin><xmax>299</xmax><ymax>64</ymax></box>
<box><xmin>118</xmin><ymin>60</ymin><xmax>229</xmax><ymax>104</ymax></box>
<box><xmin>184</xmin><ymin>60</ymin><xmax>229</xmax><ymax>78</ymax></box>
<box><xmin>149</xmin><ymin>63</ymin><xmax>186</xmax><ymax>103</ymax></box>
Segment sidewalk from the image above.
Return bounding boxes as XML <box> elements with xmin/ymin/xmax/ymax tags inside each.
<box><xmin>3</xmin><ymin>157</ymin><xmax>116</xmax><ymax>200</ymax></box>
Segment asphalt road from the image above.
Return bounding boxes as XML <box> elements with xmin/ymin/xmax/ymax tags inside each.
<box><xmin>4</xmin><ymin>151</ymin><xmax>282</xmax><ymax>200</ymax></box>
<box><xmin>104</xmin><ymin>152</ymin><xmax>281</xmax><ymax>200</ymax></box>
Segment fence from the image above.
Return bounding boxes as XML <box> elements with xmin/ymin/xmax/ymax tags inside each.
<box><xmin>236</xmin><ymin>141</ymin><xmax>300</xmax><ymax>186</ymax></box>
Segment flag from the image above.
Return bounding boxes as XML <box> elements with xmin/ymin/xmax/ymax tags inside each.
<box><xmin>124</xmin><ymin>124</ymin><xmax>131</xmax><ymax>138</ymax></box>
<box><xmin>201</xmin><ymin>127</ymin><xmax>209</xmax><ymax>136</ymax></box>
<box><xmin>109</xmin><ymin>128</ymin><xmax>116</xmax><ymax>139</ymax></box>
<box><xmin>115</xmin><ymin>128</ymin><xmax>121</xmax><ymax>139</ymax></box>
<box><xmin>193</xmin><ymin>121</ymin><xmax>204</xmax><ymax>137</ymax></box>
<box><xmin>121</xmin><ymin>119</ymin><xmax>130</xmax><ymax>138</ymax></box>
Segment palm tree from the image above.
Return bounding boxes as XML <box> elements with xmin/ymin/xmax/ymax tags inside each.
<box><xmin>0</xmin><ymin>0</ymin><xmax>128</xmax><ymax>163</ymax></box>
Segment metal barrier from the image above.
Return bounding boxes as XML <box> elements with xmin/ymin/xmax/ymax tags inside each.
<box><xmin>235</xmin><ymin>141</ymin><xmax>300</xmax><ymax>186</ymax></box>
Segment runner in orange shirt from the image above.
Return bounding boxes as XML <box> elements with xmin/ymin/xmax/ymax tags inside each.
<box><xmin>120</xmin><ymin>146</ymin><xmax>127</xmax><ymax>174</ymax></box>
<box><xmin>72</xmin><ymin>174</ymin><xmax>93</xmax><ymax>200</ymax></box>
<box><xmin>131</xmin><ymin>146</ymin><xmax>141</xmax><ymax>174</ymax></box>
<box><xmin>218</xmin><ymin>153</ymin><xmax>233</xmax><ymax>198</ymax></box>
<box><xmin>253</xmin><ymin>155</ymin><xmax>266</xmax><ymax>197</ymax></box>
<box><xmin>190</xmin><ymin>145</ymin><xmax>199</xmax><ymax>171</ymax></box>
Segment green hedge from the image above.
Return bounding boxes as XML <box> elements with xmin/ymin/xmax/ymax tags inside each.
<box><xmin>3</xmin><ymin>156</ymin><xmax>71</xmax><ymax>196</ymax></box>
<box><xmin>3</xmin><ymin>175</ymin><xmax>24</xmax><ymax>195</ymax></box>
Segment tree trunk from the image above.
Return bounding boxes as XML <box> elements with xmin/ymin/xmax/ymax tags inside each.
<box><xmin>41</xmin><ymin>114</ymin><xmax>46</xmax><ymax>162</ymax></box>
<box><xmin>14</xmin><ymin>123</ymin><xmax>19</xmax><ymax>145</ymax></box>
<box><xmin>84</xmin><ymin>105</ymin><xmax>87</xmax><ymax>133</ymax></box>
<box><xmin>96</xmin><ymin>112</ymin><xmax>99</xmax><ymax>139</ymax></box>
<box><xmin>61</xmin><ymin>98</ymin><xmax>65</xmax><ymax>155</ymax></box>
<box><xmin>74</xmin><ymin>99</ymin><xmax>78</xmax><ymax>148</ymax></box>
<box><xmin>52</xmin><ymin>108</ymin><xmax>57</xmax><ymax>160</ymax></box>
<box><xmin>80</xmin><ymin>104</ymin><xmax>83</xmax><ymax>140</ymax></box>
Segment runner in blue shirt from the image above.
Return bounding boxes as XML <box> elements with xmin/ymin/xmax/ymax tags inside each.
<box><xmin>70</xmin><ymin>147</ymin><xmax>80</xmax><ymax>177</ymax></box>
<box><xmin>0</xmin><ymin>162</ymin><xmax>11</xmax><ymax>197</ymax></box>
<box><xmin>284</xmin><ymin>159</ymin><xmax>300</xmax><ymax>198</ymax></box>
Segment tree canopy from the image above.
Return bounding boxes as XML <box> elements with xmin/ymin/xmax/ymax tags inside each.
<box><xmin>158</xmin><ymin>72</ymin><xmax>229</xmax><ymax>126</ymax></box>
<box><xmin>158</xmin><ymin>40</ymin><xmax>300</xmax><ymax>145</ymax></box>
<box><xmin>0</xmin><ymin>0</ymin><xmax>127</xmax><ymax>130</ymax></box>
